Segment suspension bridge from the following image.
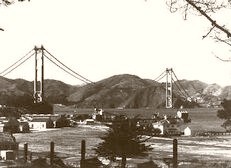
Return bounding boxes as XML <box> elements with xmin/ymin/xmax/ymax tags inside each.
<box><xmin>0</xmin><ymin>46</ymin><xmax>192</xmax><ymax>108</ymax></box>
<box><xmin>0</xmin><ymin>45</ymin><xmax>93</xmax><ymax>104</ymax></box>
<box><xmin>154</xmin><ymin>68</ymin><xmax>192</xmax><ymax>108</ymax></box>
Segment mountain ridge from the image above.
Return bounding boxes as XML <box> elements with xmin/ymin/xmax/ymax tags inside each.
<box><xmin>0</xmin><ymin>74</ymin><xmax>230</xmax><ymax>108</ymax></box>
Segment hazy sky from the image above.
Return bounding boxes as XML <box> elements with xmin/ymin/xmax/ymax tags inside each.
<box><xmin>0</xmin><ymin>0</ymin><xmax>231</xmax><ymax>86</ymax></box>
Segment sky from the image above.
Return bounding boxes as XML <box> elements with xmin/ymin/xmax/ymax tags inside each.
<box><xmin>0</xmin><ymin>0</ymin><xmax>231</xmax><ymax>86</ymax></box>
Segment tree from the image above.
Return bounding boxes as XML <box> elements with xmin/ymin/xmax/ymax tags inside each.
<box><xmin>95</xmin><ymin>116</ymin><xmax>153</xmax><ymax>168</ymax></box>
<box><xmin>0</xmin><ymin>0</ymin><xmax>29</xmax><ymax>6</ymax></box>
<box><xmin>217</xmin><ymin>99</ymin><xmax>231</xmax><ymax>119</ymax></box>
<box><xmin>166</xmin><ymin>0</ymin><xmax>231</xmax><ymax>52</ymax></box>
<box><xmin>3</xmin><ymin>117</ymin><xmax>20</xmax><ymax>133</ymax></box>
<box><xmin>55</xmin><ymin>115</ymin><xmax>70</xmax><ymax>128</ymax></box>
<box><xmin>217</xmin><ymin>99</ymin><xmax>231</xmax><ymax>131</ymax></box>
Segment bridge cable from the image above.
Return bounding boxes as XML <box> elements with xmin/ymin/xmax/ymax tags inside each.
<box><xmin>154</xmin><ymin>70</ymin><xmax>166</xmax><ymax>82</ymax></box>
<box><xmin>0</xmin><ymin>48</ymin><xmax>34</xmax><ymax>75</ymax></box>
<box><xmin>171</xmin><ymin>77</ymin><xmax>188</xmax><ymax>99</ymax></box>
<box><xmin>43</xmin><ymin>54</ymin><xmax>90</xmax><ymax>84</ymax></box>
<box><xmin>155</xmin><ymin>73</ymin><xmax>167</xmax><ymax>83</ymax></box>
<box><xmin>1</xmin><ymin>52</ymin><xmax>35</xmax><ymax>77</ymax></box>
<box><xmin>172</xmin><ymin>70</ymin><xmax>192</xmax><ymax>99</ymax></box>
<box><xmin>44</xmin><ymin>49</ymin><xmax>93</xmax><ymax>84</ymax></box>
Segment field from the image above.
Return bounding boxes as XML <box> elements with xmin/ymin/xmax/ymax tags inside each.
<box><xmin>14</xmin><ymin>107</ymin><xmax>231</xmax><ymax>168</ymax></box>
<box><xmin>56</xmin><ymin>107</ymin><xmax>225</xmax><ymax>132</ymax></box>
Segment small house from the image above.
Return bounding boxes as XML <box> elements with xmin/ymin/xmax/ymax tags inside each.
<box><xmin>29</xmin><ymin>118</ymin><xmax>47</xmax><ymax>131</ymax></box>
<box><xmin>152</xmin><ymin>121</ymin><xmax>165</xmax><ymax>135</ymax></box>
<box><xmin>183</xmin><ymin>127</ymin><xmax>191</xmax><ymax>136</ymax></box>
<box><xmin>153</xmin><ymin>119</ymin><xmax>181</xmax><ymax>136</ymax></box>
<box><xmin>0</xmin><ymin>133</ymin><xmax>18</xmax><ymax>160</ymax></box>
<box><xmin>176</xmin><ymin>107</ymin><xmax>190</xmax><ymax>123</ymax></box>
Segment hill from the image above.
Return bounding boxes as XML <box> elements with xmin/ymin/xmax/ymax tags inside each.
<box><xmin>67</xmin><ymin>74</ymin><xmax>166</xmax><ymax>108</ymax></box>
<box><xmin>0</xmin><ymin>74</ymin><xmax>230</xmax><ymax>108</ymax></box>
<box><xmin>0</xmin><ymin>77</ymin><xmax>79</xmax><ymax>106</ymax></box>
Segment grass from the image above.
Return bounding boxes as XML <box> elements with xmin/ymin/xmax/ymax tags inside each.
<box><xmin>14</xmin><ymin>107</ymin><xmax>230</xmax><ymax>167</ymax></box>
<box><xmin>55</xmin><ymin>106</ymin><xmax>225</xmax><ymax>132</ymax></box>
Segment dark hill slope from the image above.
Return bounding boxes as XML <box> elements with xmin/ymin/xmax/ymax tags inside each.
<box><xmin>0</xmin><ymin>74</ymin><xmax>230</xmax><ymax>108</ymax></box>
<box><xmin>0</xmin><ymin>77</ymin><xmax>79</xmax><ymax>106</ymax></box>
<box><xmin>67</xmin><ymin>74</ymin><xmax>166</xmax><ymax>108</ymax></box>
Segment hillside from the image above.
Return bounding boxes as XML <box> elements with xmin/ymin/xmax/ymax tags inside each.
<box><xmin>0</xmin><ymin>77</ymin><xmax>79</xmax><ymax>106</ymax></box>
<box><xmin>67</xmin><ymin>74</ymin><xmax>165</xmax><ymax>108</ymax></box>
<box><xmin>0</xmin><ymin>74</ymin><xmax>230</xmax><ymax>108</ymax></box>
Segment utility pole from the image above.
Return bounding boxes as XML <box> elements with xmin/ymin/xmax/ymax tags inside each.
<box><xmin>166</xmin><ymin>68</ymin><xmax>173</xmax><ymax>108</ymax></box>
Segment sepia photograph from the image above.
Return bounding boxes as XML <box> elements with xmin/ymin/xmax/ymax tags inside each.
<box><xmin>0</xmin><ymin>0</ymin><xmax>231</xmax><ymax>167</ymax></box>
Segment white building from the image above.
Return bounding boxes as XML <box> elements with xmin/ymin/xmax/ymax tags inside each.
<box><xmin>29</xmin><ymin>118</ymin><xmax>47</xmax><ymax>131</ymax></box>
<box><xmin>0</xmin><ymin>133</ymin><xmax>18</xmax><ymax>160</ymax></box>
<box><xmin>183</xmin><ymin>127</ymin><xmax>191</xmax><ymax>136</ymax></box>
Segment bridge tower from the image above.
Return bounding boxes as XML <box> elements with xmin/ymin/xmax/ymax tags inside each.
<box><xmin>166</xmin><ymin>68</ymin><xmax>173</xmax><ymax>108</ymax></box>
<box><xmin>34</xmin><ymin>46</ymin><xmax>44</xmax><ymax>103</ymax></box>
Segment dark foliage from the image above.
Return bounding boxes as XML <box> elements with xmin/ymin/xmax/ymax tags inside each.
<box><xmin>26</xmin><ymin>101</ymin><xmax>53</xmax><ymax>114</ymax></box>
<box><xmin>0</xmin><ymin>106</ymin><xmax>21</xmax><ymax>118</ymax></box>
<box><xmin>95</xmin><ymin>115</ymin><xmax>153</xmax><ymax>167</ymax></box>
<box><xmin>174</xmin><ymin>97</ymin><xmax>199</xmax><ymax>108</ymax></box>
<box><xmin>55</xmin><ymin>115</ymin><xmax>70</xmax><ymax>128</ymax></box>
<box><xmin>72</xmin><ymin>114</ymin><xmax>91</xmax><ymax>121</ymax></box>
<box><xmin>0</xmin><ymin>93</ymin><xmax>33</xmax><ymax>108</ymax></box>
<box><xmin>217</xmin><ymin>99</ymin><xmax>231</xmax><ymax>119</ymax></box>
<box><xmin>3</xmin><ymin>117</ymin><xmax>20</xmax><ymax>133</ymax></box>
<box><xmin>46</xmin><ymin>117</ymin><xmax>54</xmax><ymax>128</ymax></box>
<box><xmin>20</xmin><ymin>122</ymin><xmax>30</xmax><ymax>133</ymax></box>
<box><xmin>30</xmin><ymin>156</ymin><xmax>69</xmax><ymax>168</ymax></box>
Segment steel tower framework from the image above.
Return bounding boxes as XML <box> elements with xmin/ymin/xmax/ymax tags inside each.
<box><xmin>34</xmin><ymin>46</ymin><xmax>44</xmax><ymax>103</ymax></box>
<box><xmin>166</xmin><ymin>68</ymin><xmax>173</xmax><ymax>108</ymax></box>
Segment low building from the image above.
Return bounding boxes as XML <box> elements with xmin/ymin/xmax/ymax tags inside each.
<box><xmin>153</xmin><ymin>119</ymin><xmax>181</xmax><ymax>136</ymax></box>
<box><xmin>183</xmin><ymin>127</ymin><xmax>191</xmax><ymax>136</ymax></box>
<box><xmin>78</xmin><ymin>119</ymin><xmax>95</xmax><ymax>125</ymax></box>
<box><xmin>29</xmin><ymin>118</ymin><xmax>47</xmax><ymax>131</ymax></box>
<box><xmin>0</xmin><ymin>133</ymin><xmax>18</xmax><ymax>160</ymax></box>
<box><xmin>176</xmin><ymin>107</ymin><xmax>191</xmax><ymax>123</ymax></box>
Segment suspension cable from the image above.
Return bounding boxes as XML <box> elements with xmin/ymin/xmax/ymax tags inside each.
<box><xmin>43</xmin><ymin>54</ymin><xmax>90</xmax><ymax>84</ymax></box>
<box><xmin>44</xmin><ymin>49</ymin><xmax>93</xmax><ymax>84</ymax></box>
<box><xmin>172</xmin><ymin>70</ymin><xmax>192</xmax><ymax>99</ymax></box>
<box><xmin>1</xmin><ymin>52</ymin><xmax>35</xmax><ymax>77</ymax></box>
<box><xmin>154</xmin><ymin>70</ymin><xmax>166</xmax><ymax>82</ymax></box>
<box><xmin>172</xmin><ymin>78</ymin><xmax>187</xmax><ymax>99</ymax></box>
<box><xmin>0</xmin><ymin>48</ymin><xmax>34</xmax><ymax>75</ymax></box>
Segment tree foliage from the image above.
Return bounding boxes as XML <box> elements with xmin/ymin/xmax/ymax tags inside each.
<box><xmin>0</xmin><ymin>0</ymin><xmax>29</xmax><ymax>6</ymax></box>
<box><xmin>55</xmin><ymin>115</ymin><xmax>70</xmax><ymax>128</ymax></box>
<box><xmin>217</xmin><ymin>99</ymin><xmax>231</xmax><ymax>119</ymax></box>
<box><xmin>95</xmin><ymin>115</ymin><xmax>153</xmax><ymax>167</ymax></box>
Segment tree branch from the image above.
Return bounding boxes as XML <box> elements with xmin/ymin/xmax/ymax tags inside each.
<box><xmin>185</xmin><ymin>0</ymin><xmax>231</xmax><ymax>38</ymax></box>
<box><xmin>215</xmin><ymin>36</ymin><xmax>231</xmax><ymax>47</ymax></box>
<box><xmin>202</xmin><ymin>25</ymin><xmax>215</xmax><ymax>39</ymax></box>
<box><xmin>213</xmin><ymin>52</ymin><xmax>231</xmax><ymax>62</ymax></box>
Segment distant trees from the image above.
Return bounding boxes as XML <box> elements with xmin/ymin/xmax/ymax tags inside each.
<box><xmin>95</xmin><ymin>116</ymin><xmax>153</xmax><ymax>168</ymax></box>
<box><xmin>217</xmin><ymin>99</ymin><xmax>231</xmax><ymax>119</ymax></box>
<box><xmin>217</xmin><ymin>99</ymin><xmax>231</xmax><ymax>131</ymax></box>
<box><xmin>3</xmin><ymin>117</ymin><xmax>20</xmax><ymax>133</ymax></box>
<box><xmin>174</xmin><ymin>97</ymin><xmax>199</xmax><ymax>108</ymax></box>
<box><xmin>55</xmin><ymin>115</ymin><xmax>71</xmax><ymax>128</ymax></box>
<box><xmin>26</xmin><ymin>101</ymin><xmax>53</xmax><ymax>114</ymax></box>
